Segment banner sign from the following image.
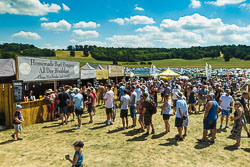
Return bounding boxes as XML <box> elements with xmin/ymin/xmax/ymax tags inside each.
<box><xmin>134</xmin><ymin>69</ymin><xmax>150</xmax><ymax>76</ymax></box>
<box><xmin>108</xmin><ymin>65</ymin><xmax>124</xmax><ymax>77</ymax></box>
<box><xmin>96</xmin><ymin>70</ymin><xmax>108</xmax><ymax>80</ymax></box>
<box><xmin>17</xmin><ymin>56</ymin><xmax>80</xmax><ymax>81</ymax></box>
<box><xmin>81</xmin><ymin>70</ymin><xmax>96</xmax><ymax>79</ymax></box>
<box><xmin>13</xmin><ymin>80</ymin><xmax>24</xmax><ymax>103</ymax></box>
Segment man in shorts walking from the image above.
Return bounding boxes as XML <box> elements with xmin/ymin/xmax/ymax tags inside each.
<box><xmin>86</xmin><ymin>89</ymin><xmax>94</xmax><ymax>123</ymax></box>
<box><xmin>103</xmin><ymin>85</ymin><xmax>114</xmax><ymax>125</ymax></box>
<box><xmin>119</xmin><ymin>90</ymin><xmax>130</xmax><ymax>129</ymax></box>
<box><xmin>198</xmin><ymin>93</ymin><xmax>221</xmax><ymax>144</ymax></box>
<box><xmin>73</xmin><ymin>89</ymin><xmax>84</xmax><ymax>129</ymax></box>
<box><xmin>129</xmin><ymin>86</ymin><xmax>137</xmax><ymax>127</ymax></box>
<box><xmin>219</xmin><ymin>89</ymin><xmax>234</xmax><ymax>129</ymax></box>
<box><xmin>142</xmin><ymin>92</ymin><xmax>155</xmax><ymax>136</ymax></box>
<box><xmin>11</xmin><ymin>105</ymin><xmax>24</xmax><ymax>140</ymax></box>
<box><xmin>198</xmin><ymin>85</ymin><xmax>208</xmax><ymax>113</ymax></box>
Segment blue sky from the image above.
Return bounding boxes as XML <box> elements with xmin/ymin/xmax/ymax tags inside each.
<box><xmin>0</xmin><ymin>0</ymin><xmax>250</xmax><ymax>49</ymax></box>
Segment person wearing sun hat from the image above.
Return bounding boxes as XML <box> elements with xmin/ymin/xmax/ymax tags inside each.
<box><xmin>175</xmin><ymin>92</ymin><xmax>187</xmax><ymax>141</ymax></box>
<box><xmin>11</xmin><ymin>105</ymin><xmax>24</xmax><ymax>140</ymax></box>
<box><xmin>66</xmin><ymin>140</ymin><xmax>84</xmax><ymax>167</ymax></box>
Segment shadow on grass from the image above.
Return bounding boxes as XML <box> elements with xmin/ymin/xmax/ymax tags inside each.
<box><xmin>94</xmin><ymin>122</ymin><xmax>106</xmax><ymax>125</ymax></box>
<box><xmin>226</xmin><ymin>134</ymin><xmax>235</xmax><ymax>140</ymax></box>
<box><xmin>89</xmin><ymin>125</ymin><xmax>107</xmax><ymax>130</ymax></box>
<box><xmin>241</xmin><ymin>148</ymin><xmax>250</xmax><ymax>153</ymax></box>
<box><xmin>217</xmin><ymin>128</ymin><xmax>227</xmax><ymax>133</ymax></box>
<box><xmin>194</xmin><ymin>141</ymin><xmax>210</xmax><ymax>149</ymax></box>
<box><xmin>0</xmin><ymin>139</ymin><xmax>15</xmax><ymax>145</ymax></box>
<box><xmin>82</xmin><ymin>115</ymin><xmax>89</xmax><ymax>118</ymax></box>
<box><xmin>224</xmin><ymin>145</ymin><xmax>239</xmax><ymax>151</ymax></box>
<box><xmin>159</xmin><ymin>137</ymin><xmax>178</xmax><ymax>146</ymax></box>
<box><xmin>56</xmin><ymin>128</ymin><xmax>76</xmax><ymax>133</ymax></box>
<box><xmin>152</xmin><ymin>132</ymin><xmax>166</xmax><ymax>139</ymax></box>
<box><xmin>42</xmin><ymin>124</ymin><xmax>61</xmax><ymax>129</ymax></box>
<box><xmin>123</xmin><ymin>129</ymin><xmax>139</xmax><ymax>136</ymax></box>
<box><xmin>107</xmin><ymin>128</ymin><xmax>124</xmax><ymax>134</ymax></box>
<box><xmin>127</xmin><ymin>133</ymin><xmax>147</xmax><ymax>142</ymax></box>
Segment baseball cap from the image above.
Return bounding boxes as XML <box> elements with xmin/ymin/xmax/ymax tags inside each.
<box><xmin>136</xmin><ymin>84</ymin><xmax>140</xmax><ymax>88</ymax></box>
<box><xmin>72</xmin><ymin>141</ymin><xmax>84</xmax><ymax>148</ymax></box>
<box><xmin>16</xmin><ymin>105</ymin><xmax>23</xmax><ymax>109</ymax></box>
<box><xmin>208</xmin><ymin>93</ymin><xmax>215</xmax><ymax>99</ymax></box>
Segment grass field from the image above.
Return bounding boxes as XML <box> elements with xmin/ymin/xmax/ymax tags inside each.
<box><xmin>0</xmin><ymin>99</ymin><xmax>249</xmax><ymax>167</ymax></box>
<box><xmin>46</xmin><ymin>52</ymin><xmax>250</xmax><ymax>68</ymax></box>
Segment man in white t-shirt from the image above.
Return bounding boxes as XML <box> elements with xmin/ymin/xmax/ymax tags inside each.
<box><xmin>172</xmin><ymin>85</ymin><xmax>180</xmax><ymax>114</ymax></box>
<box><xmin>103</xmin><ymin>85</ymin><xmax>114</xmax><ymax>125</ymax></box>
<box><xmin>219</xmin><ymin>89</ymin><xmax>234</xmax><ymax>129</ymax></box>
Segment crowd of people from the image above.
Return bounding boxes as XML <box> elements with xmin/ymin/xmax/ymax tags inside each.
<box><xmin>11</xmin><ymin>76</ymin><xmax>249</xmax><ymax>166</ymax></box>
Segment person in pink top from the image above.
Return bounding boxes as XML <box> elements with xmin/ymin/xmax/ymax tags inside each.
<box><xmin>91</xmin><ymin>87</ymin><xmax>97</xmax><ymax>115</ymax></box>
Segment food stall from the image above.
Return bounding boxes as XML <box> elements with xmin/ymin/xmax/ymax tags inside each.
<box><xmin>15</xmin><ymin>56</ymin><xmax>80</xmax><ymax>127</ymax></box>
<box><xmin>80</xmin><ymin>63</ymin><xmax>96</xmax><ymax>86</ymax></box>
<box><xmin>108</xmin><ymin>65</ymin><xmax>124</xmax><ymax>84</ymax></box>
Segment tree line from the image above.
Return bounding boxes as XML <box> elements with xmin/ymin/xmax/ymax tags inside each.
<box><xmin>0</xmin><ymin>43</ymin><xmax>55</xmax><ymax>59</ymax></box>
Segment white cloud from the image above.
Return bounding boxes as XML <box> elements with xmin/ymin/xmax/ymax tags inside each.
<box><xmin>41</xmin><ymin>43</ymin><xmax>65</xmax><ymax>50</ymax></box>
<box><xmin>40</xmin><ymin>17</ymin><xmax>48</xmax><ymax>21</ymax></box>
<box><xmin>72</xmin><ymin>29</ymin><xmax>99</xmax><ymax>39</ymax></box>
<box><xmin>189</xmin><ymin>0</ymin><xmax>201</xmax><ymax>8</ymax></box>
<box><xmin>73</xmin><ymin>21</ymin><xmax>100</xmax><ymax>29</ymax></box>
<box><xmin>78</xmin><ymin>41</ymin><xmax>107</xmax><ymax>47</ymax></box>
<box><xmin>69</xmin><ymin>39</ymin><xmax>78</xmax><ymax>43</ymax></box>
<box><xmin>109</xmin><ymin>15</ymin><xmax>155</xmax><ymax>25</ymax></box>
<box><xmin>109</xmin><ymin>18</ymin><xmax>125</xmax><ymax>25</ymax></box>
<box><xmin>119</xmin><ymin>13</ymin><xmax>250</xmax><ymax>48</ymax></box>
<box><xmin>205</xmin><ymin>0</ymin><xmax>246</xmax><ymax>6</ymax></box>
<box><xmin>0</xmin><ymin>0</ymin><xmax>61</xmax><ymax>16</ymax></box>
<box><xmin>134</xmin><ymin>7</ymin><xmax>144</xmax><ymax>11</ymax></box>
<box><xmin>239</xmin><ymin>3</ymin><xmax>250</xmax><ymax>10</ymax></box>
<box><xmin>41</xmin><ymin>20</ymin><xmax>71</xmax><ymax>31</ymax></box>
<box><xmin>12</xmin><ymin>31</ymin><xmax>41</xmax><ymax>40</ymax></box>
<box><xmin>106</xmin><ymin>35</ymin><xmax>154</xmax><ymax>47</ymax></box>
<box><xmin>62</xmin><ymin>3</ymin><xmax>70</xmax><ymax>11</ymax></box>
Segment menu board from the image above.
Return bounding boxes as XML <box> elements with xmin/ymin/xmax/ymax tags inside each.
<box><xmin>108</xmin><ymin>65</ymin><xmax>124</xmax><ymax>77</ymax></box>
<box><xmin>13</xmin><ymin>80</ymin><xmax>24</xmax><ymax>103</ymax></box>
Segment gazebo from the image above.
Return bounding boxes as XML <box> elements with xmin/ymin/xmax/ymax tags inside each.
<box><xmin>158</xmin><ymin>68</ymin><xmax>180</xmax><ymax>79</ymax></box>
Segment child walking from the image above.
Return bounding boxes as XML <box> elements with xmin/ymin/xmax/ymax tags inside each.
<box><xmin>66</xmin><ymin>140</ymin><xmax>84</xmax><ymax>167</ymax></box>
<box><xmin>11</xmin><ymin>105</ymin><xmax>24</xmax><ymax>140</ymax></box>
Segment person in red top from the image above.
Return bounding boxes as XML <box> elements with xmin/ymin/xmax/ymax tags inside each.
<box><xmin>91</xmin><ymin>87</ymin><xmax>97</xmax><ymax>115</ymax></box>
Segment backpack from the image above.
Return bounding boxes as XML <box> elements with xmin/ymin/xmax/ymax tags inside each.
<box><xmin>147</xmin><ymin>100</ymin><xmax>157</xmax><ymax>114</ymax></box>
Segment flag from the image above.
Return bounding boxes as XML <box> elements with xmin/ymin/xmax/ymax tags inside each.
<box><xmin>205</xmin><ymin>63</ymin><xmax>209</xmax><ymax>79</ymax></box>
<box><xmin>209</xmin><ymin>64</ymin><xmax>212</xmax><ymax>79</ymax></box>
<box><xmin>226</xmin><ymin>72</ymin><xmax>230</xmax><ymax>79</ymax></box>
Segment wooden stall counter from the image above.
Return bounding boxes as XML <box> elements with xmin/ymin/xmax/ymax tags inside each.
<box><xmin>19</xmin><ymin>99</ymin><xmax>48</xmax><ymax>126</ymax></box>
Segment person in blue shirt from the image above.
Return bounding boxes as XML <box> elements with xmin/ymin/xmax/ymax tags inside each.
<box><xmin>73</xmin><ymin>89</ymin><xmax>84</xmax><ymax>129</ymax></box>
<box><xmin>198</xmin><ymin>93</ymin><xmax>221</xmax><ymax>144</ymax></box>
<box><xmin>175</xmin><ymin>92</ymin><xmax>187</xmax><ymax>141</ymax></box>
<box><xmin>66</xmin><ymin>140</ymin><xmax>84</xmax><ymax>167</ymax></box>
<box><xmin>118</xmin><ymin>82</ymin><xmax>125</xmax><ymax>99</ymax></box>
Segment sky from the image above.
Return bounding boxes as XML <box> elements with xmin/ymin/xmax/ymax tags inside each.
<box><xmin>0</xmin><ymin>0</ymin><xmax>250</xmax><ymax>49</ymax></box>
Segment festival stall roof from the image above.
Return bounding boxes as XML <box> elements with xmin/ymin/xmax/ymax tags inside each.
<box><xmin>0</xmin><ymin>59</ymin><xmax>16</xmax><ymax>83</ymax></box>
<box><xmin>80</xmin><ymin>63</ymin><xmax>96</xmax><ymax>79</ymax></box>
<box><xmin>17</xmin><ymin>56</ymin><xmax>80</xmax><ymax>82</ymax></box>
<box><xmin>158</xmin><ymin>68</ymin><xmax>180</xmax><ymax>79</ymax></box>
<box><xmin>90</xmin><ymin>64</ymin><xmax>105</xmax><ymax>70</ymax></box>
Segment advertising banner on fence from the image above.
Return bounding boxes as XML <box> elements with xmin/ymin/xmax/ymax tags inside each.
<box><xmin>17</xmin><ymin>56</ymin><xmax>80</xmax><ymax>81</ymax></box>
<box><xmin>108</xmin><ymin>65</ymin><xmax>124</xmax><ymax>77</ymax></box>
<box><xmin>96</xmin><ymin>70</ymin><xmax>108</xmax><ymax>80</ymax></box>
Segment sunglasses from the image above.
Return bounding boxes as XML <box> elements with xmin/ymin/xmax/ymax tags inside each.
<box><xmin>234</xmin><ymin>104</ymin><xmax>239</xmax><ymax>106</ymax></box>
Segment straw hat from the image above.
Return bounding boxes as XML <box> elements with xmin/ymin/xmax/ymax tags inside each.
<box><xmin>47</xmin><ymin>89</ymin><xmax>54</xmax><ymax>93</ymax></box>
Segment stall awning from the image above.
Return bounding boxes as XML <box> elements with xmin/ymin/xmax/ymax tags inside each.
<box><xmin>0</xmin><ymin>59</ymin><xmax>16</xmax><ymax>77</ymax></box>
<box><xmin>158</xmin><ymin>68</ymin><xmax>180</xmax><ymax>77</ymax></box>
<box><xmin>80</xmin><ymin>63</ymin><xmax>96</xmax><ymax>79</ymax></box>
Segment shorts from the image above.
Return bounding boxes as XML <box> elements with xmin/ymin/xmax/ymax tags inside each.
<box><xmin>120</xmin><ymin>109</ymin><xmax>128</xmax><ymax>118</ymax></box>
<box><xmin>59</xmin><ymin>106</ymin><xmax>68</xmax><ymax>115</ymax></box>
<box><xmin>13</xmin><ymin>124</ymin><xmax>22</xmax><ymax>133</ymax></box>
<box><xmin>144</xmin><ymin>115</ymin><xmax>152</xmax><ymax>126</ymax></box>
<box><xmin>163</xmin><ymin>114</ymin><xmax>171</xmax><ymax>120</ymax></box>
<box><xmin>87</xmin><ymin>105</ymin><xmax>93</xmax><ymax>113</ymax></box>
<box><xmin>221</xmin><ymin>109</ymin><xmax>231</xmax><ymax>116</ymax></box>
<box><xmin>203</xmin><ymin>119</ymin><xmax>217</xmax><ymax>130</ymax></box>
<box><xmin>198</xmin><ymin>99</ymin><xmax>207</xmax><ymax>105</ymax></box>
<box><xmin>161</xmin><ymin>93</ymin><xmax>164</xmax><ymax>97</ymax></box>
<box><xmin>139</xmin><ymin>114</ymin><xmax>144</xmax><ymax>121</ymax></box>
<box><xmin>130</xmin><ymin>106</ymin><xmax>137</xmax><ymax>118</ymax></box>
<box><xmin>68</xmin><ymin>105</ymin><xmax>74</xmax><ymax>113</ymax></box>
<box><xmin>182</xmin><ymin>117</ymin><xmax>189</xmax><ymax>127</ymax></box>
<box><xmin>98</xmin><ymin>92</ymin><xmax>104</xmax><ymax>100</ymax></box>
<box><xmin>75</xmin><ymin>108</ymin><xmax>83</xmax><ymax>117</ymax></box>
<box><xmin>175</xmin><ymin>117</ymin><xmax>183</xmax><ymax>127</ymax></box>
<box><xmin>106</xmin><ymin>108</ymin><xmax>113</xmax><ymax>115</ymax></box>
<box><xmin>173</xmin><ymin>100</ymin><xmax>177</xmax><ymax>108</ymax></box>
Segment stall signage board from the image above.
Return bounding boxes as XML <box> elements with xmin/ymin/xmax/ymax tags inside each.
<box><xmin>96</xmin><ymin>70</ymin><xmax>109</xmax><ymax>80</ymax></box>
<box><xmin>108</xmin><ymin>65</ymin><xmax>124</xmax><ymax>77</ymax></box>
<box><xmin>17</xmin><ymin>56</ymin><xmax>80</xmax><ymax>81</ymax></box>
<box><xmin>13</xmin><ymin>80</ymin><xmax>24</xmax><ymax>103</ymax></box>
<box><xmin>81</xmin><ymin>70</ymin><xmax>96</xmax><ymax>79</ymax></box>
